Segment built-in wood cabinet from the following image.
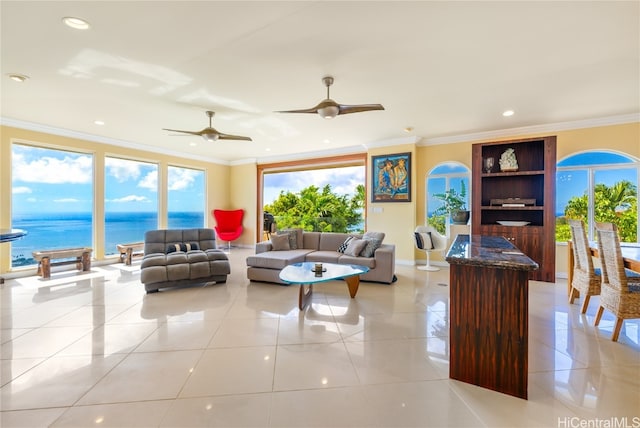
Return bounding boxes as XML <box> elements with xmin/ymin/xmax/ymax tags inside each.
<box><xmin>471</xmin><ymin>136</ymin><xmax>557</xmax><ymax>282</ymax></box>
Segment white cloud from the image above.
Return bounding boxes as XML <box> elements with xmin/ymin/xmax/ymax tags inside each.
<box><xmin>168</xmin><ymin>168</ymin><xmax>198</xmax><ymax>191</ymax></box>
<box><xmin>13</xmin><ymin>152</ymin><xmax>93</xmax><ymax>184</ymax></box>
<box><xmin>106</xmin><ymin>158</ymin><xmax>142</xmax><ymax>182</ymax></box>
<box><xmin>12</xmin><ymin>186</ymin><xmax>32</xmax><ymax>194</ymax></box>
<box><xmin>54</xmin><ymin>198</ymin><xmax>80</xmax><ymax>203</ymax></box>
<box><xmin>138</xmin><ymin>170</ymin><xmax>158</xmax><ymax>191</ymax></box>
<box><xmin>26</xmin><ymin>197</ymin><xmax>37</xmax><ymax>203</ymax></box>
<box><xmin>264</xmin><ymin>166</ymin><xmax>364</xmax><ymax>204</ymax></box>
<box><xmin>109</xmin><ymin>195</ymin><xmax>150</xmax><ymax>203</ymax></box>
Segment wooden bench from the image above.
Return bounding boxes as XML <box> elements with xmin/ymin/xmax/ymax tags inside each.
<box><xmin>32</xmin><ymin>247</ymin><xmax>92</xmax><ymax>279</ymax></box>
<box><xmin>116</xmin><ymin>242</ymin><xmax>145</xmax><ymax>265</ymax></box>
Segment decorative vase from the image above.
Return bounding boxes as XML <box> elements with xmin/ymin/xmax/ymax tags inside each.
<box><xmin>451</xmin><ymin>210</ymin><xmax>470</xmax><ymax>225</ymax></box>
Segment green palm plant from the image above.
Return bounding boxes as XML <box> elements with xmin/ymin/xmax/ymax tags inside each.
<box><xmin>433</xmin><ymin>181</ymin><xmax>467</xmax><ymax>216</ymax></box>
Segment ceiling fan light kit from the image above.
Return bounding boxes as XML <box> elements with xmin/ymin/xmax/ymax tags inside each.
<box><xmin>318</xmin><ymin>104</ymin><xmax>340</xmax><ymax>119</ymax></box>
<box><xmin>203</xmin><ymin>132</ymin><xmax>218</xmax><ymax>142</ymax></box>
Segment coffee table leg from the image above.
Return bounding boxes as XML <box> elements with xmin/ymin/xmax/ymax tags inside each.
<box><xmin>345</xmin><ymin>275</ymin><xmax>360</xmax><ymax>298</ymax></box>
<box><xmin>299</xmin><ymin>284</ymin><xmax>313</xmax><ymax>310</ymax></box>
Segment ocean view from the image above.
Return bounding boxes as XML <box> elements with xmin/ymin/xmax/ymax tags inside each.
<box><xmin>10</xmin><ymin>212</ymin><xmax>204</xmax><ymax>267</ymax></box>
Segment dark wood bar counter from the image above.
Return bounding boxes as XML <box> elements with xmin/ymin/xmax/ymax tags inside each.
<box><xmin>445</xmin><ymin>234</ymin><xmax>538</xmax><ymax>399</ymax></box>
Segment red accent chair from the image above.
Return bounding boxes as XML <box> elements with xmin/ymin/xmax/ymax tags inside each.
<box><xmin>212</xmin><ymin>209</ymin><xmax>244</xmax><ymax>251</ymax></box>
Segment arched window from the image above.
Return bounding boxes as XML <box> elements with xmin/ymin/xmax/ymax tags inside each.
<box><xmin>426</xmin><ymin>162</ymin><xmax>470</xmax><ymax>235</ymax></box>
<box><xmin>556</xmin><ymin>151</ymin><xmax>638</xmax><ymax>242</ymax></box>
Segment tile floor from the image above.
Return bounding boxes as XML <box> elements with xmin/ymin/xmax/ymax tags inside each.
<box><xmin>1</xmin><ymin>248</ymin><xmax>639</xmax><ymax>427</ymax></box>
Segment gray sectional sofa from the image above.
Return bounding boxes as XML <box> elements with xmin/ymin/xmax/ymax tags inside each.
<box><xmin>141</xmin><ymin>228</ymin><xmax>231</xmax><ymax>293</ymax></box>
<box><xmin>246</xmin><ymin>230</ymin><xmax>396</xmax><ymax>284</ymax></box>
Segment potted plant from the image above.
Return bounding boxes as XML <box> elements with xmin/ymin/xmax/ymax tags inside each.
<box><xmin>433</xmin><ymin>182</ymin><xmax>470</xmax><ymax>225</ymax></box>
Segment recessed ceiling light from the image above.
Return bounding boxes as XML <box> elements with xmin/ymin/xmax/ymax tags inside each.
<box><xmin>189</xmin><ymin>142</ymin><xmax>197</xmax><ymax>147</ymax></box>
<box><xmin>265</xmin><ymin>148</ymin><xmax>271</xmax><ymax>152</ymax></box>
<box><xmin>62</xmin><ymin>16</ymin><xmax>90</xmax><ymax>30</ymax></box>
<box><xmin>94</xmin><ymin>120</ymin><xmax>104</xmax><ymax>125</ymax></box>
<box><xmin>8</xmin><ymin>73</ymin><xmax>29</xmax><ymax>82</ymax></box>
<box><xmin>323</xmin><ymin>139</ymin><xmax>330</xmax><ymax>144</ymax></box>
<box><xmin>502</xmin><ymin>110</ymin><xmax>515</xmax><ymax>117</ymax></box>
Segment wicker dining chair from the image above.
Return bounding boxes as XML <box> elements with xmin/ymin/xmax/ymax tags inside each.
<box><xmin>593</xmin><ymin>222</ymin><xmax>640</xmax><ymax>342</ymax></box>
<box><xmin>568</xmin><ymin>219</ymin><xmax>601</xmax><ymax>313</ymax></box>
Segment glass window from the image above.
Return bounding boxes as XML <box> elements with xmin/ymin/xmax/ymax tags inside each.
<box><xmin>104</xmin><ymin>157</ymin><xmax>158</xmax><ymax>255</ymax></box>
<box><xmin>11</xmin><ymin>144</ymin><xmax>94</xmax><ymax>267</ymax></box>
<box><xmin>263</xmin><ymin>165</ymin><xmax>365</xmax><ymax>234</ymax></box>
<box><xmin>168</xmin><ymin>166</ymin><xmax>206</xmax><ymax>229</ymax></box>
<box><xmin>426</xmin><ymin>162</ymin><xmax>470</xmax><ymax>235</ymax></box>
<box><xmin>556</xmin><ymin>151</ymin><xmax>638</xmax><ymax>242</ymax></box>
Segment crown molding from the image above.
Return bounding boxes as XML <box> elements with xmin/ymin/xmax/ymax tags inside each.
<box><xmin>420</xmin><ymin>113</ymin><xmax>640</xmax><ymax>146</ymax></box>
<box><xmin>4</xmin><ymin>113</ymin><xmax>637</xmax><ymax>165</ymax></box>
<box><xmin>254</xmin><ymin>144</ymin><xmax>366</xmax><ymax>165</ymax></box>
<box><xmin>0</xmin><ymin>117</ymin><xmax>231</xmax><ymax>165</ymax></box>
<box><xmin>366</xmin><ymin>135</ymin><xmax>421</xmax><ymax>149</ymax></box>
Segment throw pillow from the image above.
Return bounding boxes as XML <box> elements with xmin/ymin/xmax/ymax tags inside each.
<box><xmin>277</xmin><ymin>229</ymin><xmax>300</xmax><ymax>250</ymax></box>
<box><xmin>166</xmin><ymin>242</ymin><xmax>200</xmax><ymax>253</ymax></box>
<box><xmin>271</xmin><ymin>233</ymin><xmax>291</xmax><ymax>251</ymax></box>
<box><xmin>414</xmin><ymin>232</ymin><xmax>434</xmax><ymax>250</ymax></box>
<box><xmin>166</xmin><ymin>244</ymin><xmax>181</xmax><ymax>254</ymax></box>
<box><xmin>337</xmin><ymin>236</ymin><xmax>355</xmax><ymax>253</ymax></box>
<box><xmin>344</xmin><ymin>238</ymin><xmax>368</xmax><ymax>257</ymax></box>
<box><xmin>360</xmin><ymin>231</ymin><xmax>385</xmax><ymax>257</ymax></box>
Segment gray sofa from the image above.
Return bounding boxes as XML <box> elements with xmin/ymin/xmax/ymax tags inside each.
<box><xmin>141</xmin><ymin>228</ymin><xmax>231</xmax><ymax>293</ymax></box>
<box><xmin>246</xmin><ymin>230</ymin><xmax>395</xmax><ymax>284</ymax></box>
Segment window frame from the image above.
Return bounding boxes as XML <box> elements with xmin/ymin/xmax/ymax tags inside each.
<box><xmin>11</xmin><ymin>142</ymin><xmax>95</xmax><ymax>267</ymax></box>
<box><xmin>167</xmin><ymin>164</ymin><xmax>207</xmax><ymax>229</ymax></box>
<box><xmin>256</xmin><ymin>153</ymin><xmax>367</xmax><ymax>241</ymax></box>
<box><xmin>426</xmin><ymin>161</ymin><xmax>471</xmax><ymax>236</ymax></box>
<box><xmin>556</xmin><ymin>150</ymin><xmax>639</xmax><ymax>242</ymax></box>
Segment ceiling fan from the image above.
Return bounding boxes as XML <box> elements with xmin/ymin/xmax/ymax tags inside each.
<box><xmin>163</xmin><ymin>111</ymin><xmax>252</xmax><ymax>142</ymax></box>
<box><xmin>277</xmin><ymin>76</ymin><xmax>385</xmax><ymax>119</ymax></box>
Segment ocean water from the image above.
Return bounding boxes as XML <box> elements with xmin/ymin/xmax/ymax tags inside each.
<box><xmin>10</xmin><ymin>212</ymin><xmax>204</xmax><ymax>267</ymax></box>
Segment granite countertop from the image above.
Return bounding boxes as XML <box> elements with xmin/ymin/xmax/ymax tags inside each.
<box><xmin>445</xmin><ymin>234</ymin><xmax>539</xmax><ymax>271</ymax></box>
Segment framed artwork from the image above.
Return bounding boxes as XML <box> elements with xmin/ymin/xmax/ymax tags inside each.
<box><xmin>371</xmin><ymin>152</ymin><xmax>411</xmax><ymax>202</ymax></box>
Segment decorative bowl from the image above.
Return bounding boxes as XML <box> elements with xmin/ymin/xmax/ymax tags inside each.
<box><xmin>497</xmin><ymin>221</ymin><xmax>530</xmax><ymax>226</ymax></box>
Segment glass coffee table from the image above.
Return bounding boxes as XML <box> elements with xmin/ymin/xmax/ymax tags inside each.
<box><xmin>279</xmin><ymin>262</ymin><xmax>369</xmax><ymax>310</ymax></box>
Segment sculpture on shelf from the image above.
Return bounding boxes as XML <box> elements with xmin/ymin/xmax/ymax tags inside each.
<box><xmin>499</xmin><ymin>148</ymin><xmax>518</xmax><ymax>171</ymax></box>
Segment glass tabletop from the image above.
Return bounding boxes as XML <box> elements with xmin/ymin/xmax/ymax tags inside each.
<box><xmin>279</xmin><ymin>262</ymin><xmax>369</xmax><ymax>285</ymax></box>
<box><xmin>0</xmin><ymin>229</ymin><xmax>27</xmax><ymax>243</ymax></box>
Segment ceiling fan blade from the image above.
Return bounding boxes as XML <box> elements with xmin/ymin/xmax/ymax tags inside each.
<box><xmin>338</xmin><ymin>104</ymin><xmax>385</xmax><ymax>115</ymax></box>
<box><xmin>163</xmin><ymin>112</ymin><xmax>251</xmax><ymax>142</ymax></box>
<box><xmin>276</xmin><ymin>107</ymin><xmax>320</xmax><ymax>114</ymax></box>
<box><xmin>217</xmin><ymin>132</ymin><xmax>252</xmax><ymax>141</ymax></box>
<box><xmin>162</xmin><ymin>128</ymin><xmax>204</xmax><ymax>136</ymax></box>
<box><xmin>276</xmin><ymin>99</ymin><xmax>340</xmax><ymax>115</ymax></box>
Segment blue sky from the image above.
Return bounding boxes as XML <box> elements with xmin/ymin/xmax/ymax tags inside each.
<box><xmin>12</xmin><ymin>145</ymin><xmax>636</xmax><ymax>215</ymax></box>
<box><xmin>263</xmin><ymin>166</ymin><xmax>365</xmax><ymax>205</ymax></box>
<box><xmin>12</xmin><ymin>145</ymin><xmax>204</xmax><ymax>213</ymax></box>
<box><xmin>555</xmin><ymin>151</ymin><xmax>637</xmax><ymax>214</ymax></box>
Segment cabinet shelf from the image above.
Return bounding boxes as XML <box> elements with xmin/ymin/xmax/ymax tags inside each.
<box><xmin>481</xmin><ymin>224</ymin><xmax>543</xmax><ymax>228</ymax></box>
<box><xmin>481</xmin><ymin>206</ymin><xmax>544</xmax><ymax>211</ymax></box>
<box><xmin>472</xmin><ymin>136</ymin><xmax>556</xmax><ymax>282</ymax></box>
<box><xmin>482</xmin><ymin>170</ymin><xmax>545</xmax><ymax>177</ymax></box>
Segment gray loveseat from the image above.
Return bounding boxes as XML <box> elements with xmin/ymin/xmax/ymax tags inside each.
<box><xmin>141</xmin><ymin>228</ymin><xmax>231</xmax><ymax>293</ymax></box>
<box><xmin>246</xmin><ymin>230</ymin><xmax>395</xmax><ymax>284</ymax></box>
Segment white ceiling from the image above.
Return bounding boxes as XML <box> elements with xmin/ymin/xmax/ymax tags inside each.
<box><xmin>1</xmin><ymin>1</ymin><xmax>638</xmax><ymax>164</ymax></box>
